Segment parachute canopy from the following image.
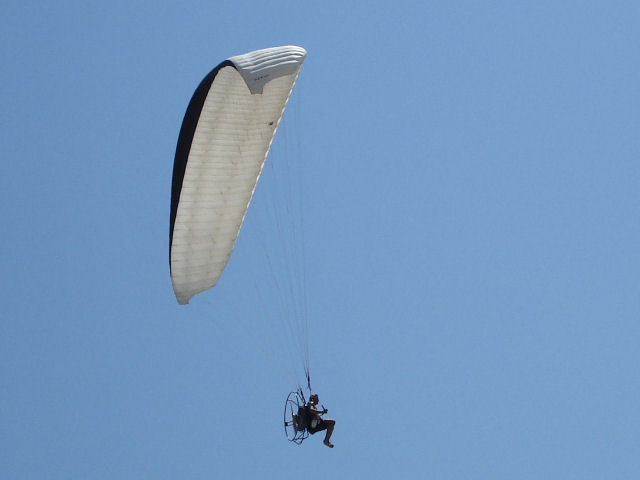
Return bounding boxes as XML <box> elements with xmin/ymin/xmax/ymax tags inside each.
<box><xmin>170</xmin><ymin>46</ymin><xmax>306</xmax><ymax>305</ymax></box>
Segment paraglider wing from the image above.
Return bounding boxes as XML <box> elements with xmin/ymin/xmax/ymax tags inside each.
<box><xmin>169</xmin><ymin>46</ymin><xmax>306</xmax><ymax>305</ymax></box>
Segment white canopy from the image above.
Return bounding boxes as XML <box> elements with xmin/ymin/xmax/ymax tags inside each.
<box><xmin>170</xmin><ymin>46</ymin><xmax>306</xmax><ymax>305</ymax></box>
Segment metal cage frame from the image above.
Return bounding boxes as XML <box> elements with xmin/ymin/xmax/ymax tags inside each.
<box><xmin>284</xmin><ymin>389</ymin><xmax>309</xmax><ymax>444</ymax></box>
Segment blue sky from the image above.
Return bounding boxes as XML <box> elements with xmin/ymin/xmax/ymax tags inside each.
<box><xmin>2</xmin><ymin>1</ymin><xmax>639</xmax><ymax>478</ymax></box>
